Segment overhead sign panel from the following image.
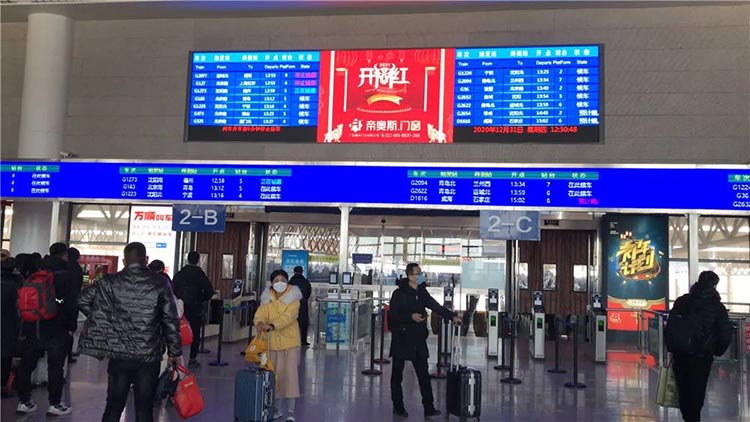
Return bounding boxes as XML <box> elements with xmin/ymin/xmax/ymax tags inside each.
<box><xmin>1</xmin><ymin>161</ymin><xmax>748</xmax><ymax>213</ymax></box>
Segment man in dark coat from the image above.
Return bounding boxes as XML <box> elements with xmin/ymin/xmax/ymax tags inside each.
<box><xmin>78</xmin><ymin>242</ymin><xmax>182</xmax><ymax>422</ymax></box>
<box><xmin>389</xmin><ymin>262</ymin><xmax>460</xmax><ymax>418</ymax></box>
<box><xmin>669</xmin><ymin>270</ymin><xmax>733</xmax><ymax>422</ymax></box>
<box><xmin>15</xmin><ymin>243</ymin><xmax>74</xmax><ymax>416</ymax></box>
<box><xmin>1</xmin><ymin>256</ymin><xmax>22</xmax><ymax>397</ymax></box>
<box><xmin>64</xmin><ymin>247</ymin><xmax>84</xmax><ymax>364</ymax></box>
<box><xmin>289</xmin><ymin>266</ymin><xmax>312</xmax><ymax>347</ymax></box>
<box><xmin>173</xmin><ymin>251</ymin><xmax>214</xmax><ymax>368</ymax></box>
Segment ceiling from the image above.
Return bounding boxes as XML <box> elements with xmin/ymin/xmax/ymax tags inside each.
<box><xmin>0</xmin><ymin>1</ymin><xmax>735</xmax><ymax>23</ymax></box>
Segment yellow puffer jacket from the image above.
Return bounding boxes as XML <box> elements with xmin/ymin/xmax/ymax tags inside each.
<box><xmin>253</xmin><ymin>285</ymin><xmax>302</xmax><ymax>351</ymax></box>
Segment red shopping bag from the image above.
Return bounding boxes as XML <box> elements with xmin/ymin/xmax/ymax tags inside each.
<box><xmin>180</xmin><ymin>316</ymin><xmax>193</xmax><ymax>346</ymax></box>
<box><xmin>172</xmin><ymin>364</ymin><xmax>204</xmax><ymax>419</ymax></box>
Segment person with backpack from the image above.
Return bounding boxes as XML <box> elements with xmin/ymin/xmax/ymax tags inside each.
<box><xmin>666</xmin><ymin>270</ymin><xmax>733</xmax><ymax>422</ymax></box>
<box><xmin>77</xmin><ymin>242</ymin><xmax>182</xmax><ymax>422</ymax></box>
<box><xmin>173</xmin><ymin>251</ymin><xmax>214</xmax><ymax>369</ymax></box>
<box><xmin>15</xmin><ymin>243</ymin><xmax>74</xmax><ymax>416</ymax></box>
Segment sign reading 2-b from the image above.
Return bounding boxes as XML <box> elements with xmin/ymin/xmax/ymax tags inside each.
<box><xmin>480</xmin><ymin>211</ymin><xmax>540</xmax><ymax>241</ymax></box>
<box><xmin>172</xmin><ymin>205</ymin><xmax>226</xmax><ymax>232</ymax></box>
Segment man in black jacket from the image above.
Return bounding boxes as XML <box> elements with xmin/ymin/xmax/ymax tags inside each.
<box><xmin>173</xmin><ymin>251</ymin><xmax>214</xmax><ymax>368</ymax></box>
<box><xmin>78</xmin><ymin>242</ymin><xmax>182</xmax><ymax>422</ymax></box>
<box><xmin>669</xmin><ymin>271</ymin><xmax>732</xmax><ymax>422</ymax></box>
<box><xmin>289</xmin><ymin>266</ymin><xmax>312</xmax><ymax>347</ymax></box>
<box><xmin>15</xmin><ymin>242</ymin><xmax>74</xmax><ymax>416</ymax></box>
<box><xmin>65</xmin><ymin>247</ymin><xmax>84</xmax><ymax>364</ymax></box>
<box><xmin>389</xmin><ymin>263</ymin><xmax>461</xmax><ymax>418</ymax></box>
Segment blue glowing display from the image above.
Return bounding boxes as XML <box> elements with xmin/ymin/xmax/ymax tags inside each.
<box><xmin>1</xmin><ymin>161</ymin><xmax>747</xmax><ymax>213</ymax></box>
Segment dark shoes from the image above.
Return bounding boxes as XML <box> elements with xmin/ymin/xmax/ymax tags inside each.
<box><xmin>393</xmin><ymin>407</ymin><xmax>408</xmax><ymax>417</ymax></box>
<box><xmin>424</xmin><ymin>407</ymin><xmax>442</xmax><ymax>418</ymax></box>
<box><xmin>187</xmin><ymin>359</ymin><xmax>201</xmax><ymax>369</ymax></box>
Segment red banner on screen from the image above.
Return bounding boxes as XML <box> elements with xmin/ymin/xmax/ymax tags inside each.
<box><xmin>317</xmin><ymin>49</ymin><xmax>454</xmax><ymax>143</ymax></box>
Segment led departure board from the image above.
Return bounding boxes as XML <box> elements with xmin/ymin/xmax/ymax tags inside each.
<box><xmin>2</xmin><ymin>161</ymin><xmax>747</xmax><ymax>214</ymax></box>
<box><xmin>185</xmin><ymin>45</ymin><xmax>602</xmax><ymax>143</ymax></box>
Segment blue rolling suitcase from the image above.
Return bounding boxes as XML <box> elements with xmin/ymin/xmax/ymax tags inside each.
<box><xmin>235</xmin><ymin>365</ymin><xmax>275</xmax><ymax>422</ymax></box>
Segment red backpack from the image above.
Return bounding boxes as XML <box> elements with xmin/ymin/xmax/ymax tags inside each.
<box><xmin>17</xmin><ymin>270</ymin><xmax>59</xmax><ymax>323</ymax></box>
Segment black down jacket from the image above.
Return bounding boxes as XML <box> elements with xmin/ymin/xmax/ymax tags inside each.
<box><xmin>77</xmin><ymin>263</ymin><xmax>182</xmax><ymax>362</ymax></box>
<box><xmin>389</xmin><ymin>278</ymin><xmax>454</xmax><ymax>361</ymax></box>
<box><xmin>670</xmin><ymin>283</ymin><xmax>733</xmax><ymax>358</ymax></box>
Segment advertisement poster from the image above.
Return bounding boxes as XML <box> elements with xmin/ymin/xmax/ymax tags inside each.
<box><xmin>128</xmin><ymin>205</ymin><xmax>177</xmax><ymax>277</ymax></box>
<box><xmin>317</xmin><ymin>48</ymin><xmax>455</xmax><ymax>143</ymax></box>
<box><xmin>281</xmin><ymin>249</ymin><xmax>309</xmax><ymax>278</ymax></box>
<box><xmin>603</xmin><ymin>214</ymin><xmax>669</xmax><ymax>331</ymax></box>
<box><xmin>326</xmin><ymin>303</ymin><xmax>350</xmax><ymax>347</ymax></box>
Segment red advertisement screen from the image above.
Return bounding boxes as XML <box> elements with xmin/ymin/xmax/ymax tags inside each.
<box><xmin>317</xmin><ymin>49</ymin><xmax>454</xmax><ymax>144</ymax></box>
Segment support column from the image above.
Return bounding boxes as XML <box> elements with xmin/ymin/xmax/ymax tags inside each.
<box><xmin>10</xmin><ymin>13</ymin><xmax>73</xmax><ymax>255</ymax></box>
<box><xmin>688</xmin><ymin>213</ymin><xmax>700</xmax><ymax>287</ymax></box>
<box><xmin>338</xmin><ymin>206</ymin><xmax>351</xmax><ymax>292</ymax></box>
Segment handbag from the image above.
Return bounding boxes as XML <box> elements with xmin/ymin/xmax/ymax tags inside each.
<box><xmin>172</xmin><ymin>364</ymin><xmax>204</xmax><ymax>419</ymax></box>
<box><xmin>243</xmin><ymin>331</ymin><xmax>274</xmax><ymax>372</ymax></box>
<box><xmin>180</xmin><ymin>316</ymin><xmax>193</xmax><ymax>347</ymax></box>
<box><xmin>656</xmin><ymin>360</ymin><xmax>680</xmax><ymax>408</ymax></box>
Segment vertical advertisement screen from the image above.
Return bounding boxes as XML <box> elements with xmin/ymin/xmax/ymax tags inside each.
<box><xmin>603</xmin><ymin>214</ymin><xmax>669</xmax><ymax>331</ymax></box>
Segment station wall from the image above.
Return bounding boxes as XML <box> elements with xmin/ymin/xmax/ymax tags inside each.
<box><xmin>2</xmin><ymin>3</ymin><xmax>748</xmax><ymax>164</ymax></box>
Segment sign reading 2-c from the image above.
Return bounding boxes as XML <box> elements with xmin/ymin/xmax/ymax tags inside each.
<box><xmin>480</xmin><ymin>210</ymin><xmax>540</xmax><ymax>241</ymax></box>
<box><xmin>172</xmin><ymin>205</ymin><xmax>226</xmax><ymax>232</ymax></box>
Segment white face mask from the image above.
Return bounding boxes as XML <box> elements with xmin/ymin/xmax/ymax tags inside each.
<box><xmin>273</xmin><ymin>281</ymin><xmax>288</xmax><ymax>293</ymax></box>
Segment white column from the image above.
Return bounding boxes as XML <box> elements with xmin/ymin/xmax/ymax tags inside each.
<box><xmin>9</xmin><ymin>13</ymin><xmax>73</xmax><ymax>255</ymax></box>
<box><xmin>688</xmin><ymin>213</ymin><xmax>700</xmax><ymax>287</ymax></box>
<box><xmin>338</xmin><ymin>206</ymin><xmax>351</xmax><ymax>291</ymax></box>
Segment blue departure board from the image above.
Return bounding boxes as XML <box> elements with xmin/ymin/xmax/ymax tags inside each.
<box><xmin>185</xmin><ymin>45</ymin><xmax>603</xmax><ymax>143</ymax></box>
<box><xmin>2</xmin><ymin>161</ymin><xmax>747</xmax><ymax>213</ymax></box>
<box><xmin>453</xmin><ymin>45</ymin><xmax>601</xmax><ymax>142</ymax></box>
<box><xmin>187</xmin><ymin>51</ymin><xmax>320</xmax><ymax>142</ymax></box>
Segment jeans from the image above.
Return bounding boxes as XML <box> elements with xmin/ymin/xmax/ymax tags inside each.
<box><xmin>102</xmin><ymin>359</ymin><xmax>160</xmax><ymax>422</ymax></box>
<box><xmin>673</xmin><ymin>354</ymin><xmax>713</xmax><ymax>422</ymax></box>
<box><xmin>16</xmin><ymin>333</ymin><xmax>67</xmax><ymax>405</ymax></box>
<box><xmin>187</xmin><ymin>315</ymin><xmax>203</xmax><ymax>360</ymax></box>
<box><xmin>390</xmin><ymin>348</ymin><xmax>434</xmax><ymax>411</ymax></box>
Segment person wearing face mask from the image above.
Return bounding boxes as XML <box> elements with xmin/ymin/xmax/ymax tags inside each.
<box><xmin>389</xmin><ymin>263</ymin><xmax>461</xmax><ymax>418</ymax></box>
<box><xmin>254</xmin><ymin>269</ymin><xmax>303</xmax><ymax>422</ymax></box>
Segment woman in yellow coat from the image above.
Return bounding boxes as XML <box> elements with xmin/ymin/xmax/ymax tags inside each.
<box><xmin>254</xmin><ymin>269</ymin><xmax>302</xmax><ymax>422</ymax></box>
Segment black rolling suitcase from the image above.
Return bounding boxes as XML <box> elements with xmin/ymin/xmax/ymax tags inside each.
<box><xmin>446</xmin><ymin>325</ymin><xmax>482</xmax><ymax>420</ymax></box>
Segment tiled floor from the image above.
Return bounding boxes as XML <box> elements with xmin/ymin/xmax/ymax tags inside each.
<box><xmin>2</xmin><ymin>333</ymin><xmax>747</xmax><ymax>421</ymax></box>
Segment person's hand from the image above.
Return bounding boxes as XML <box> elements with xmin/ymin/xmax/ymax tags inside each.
<box><xmin>265</xmin><ymin>324</ymin><xmax>275</xmax><ymax>332</ymax></box>
<box><xmin>167</xmin><ymin>356</ymin><xmax>179</xmax><ymax>365</ymax></box>
<box><xmin>452</xmin><ymin>316</ymin><xmax>462</xmax><ymax>326</ymax></box>
<box><xmin>256</xmin><ymin>322</ymin><xmax>266</xmax><ymax>332</ymax></box>
<box><xmin>411</xmin><ymin>313</ymin><xmax>425</xmax><ymax>323</ymax></box>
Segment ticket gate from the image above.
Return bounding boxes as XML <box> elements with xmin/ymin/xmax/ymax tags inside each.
<box><xmin>590</xmin><ymin>294</ymin><xmax>607</xmax><ymax>363</ymax></box>
<box><xmin>487</xmin><ymin>288</ymin><xmax>500</xmax><ymax>357</ymax></box>
<box><xmin>530</xmin><ymin>291</ymin><xmax>545</xmax><ymax>360</ymax></box>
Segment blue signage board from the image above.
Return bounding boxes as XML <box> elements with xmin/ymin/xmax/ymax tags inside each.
<box><xmin>352</xmin><ymin>253</ymin><xmax>373</xmax><ymax>264</ymax></box>
<box><xmin>480</xmin><ymin>210</ymin><xmax>541</xmax><ymax>240</ymax></box>
<box><xmin>281</xmin><ymin>250</ymin><xmax>309</xmax><ymax>278</ymax></box>
<box><xmin>172</xmin><ymin>204</ymin><xmax>226</xmax><ymax>232</ymax></box>
<box><xmin>1</xmin><ymin>161</ymin><xmax>748</xmax><ymax>213</ymax></box>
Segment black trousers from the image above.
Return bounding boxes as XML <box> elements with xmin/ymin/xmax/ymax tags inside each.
<box><xmin>1</xmin><ymin>356</ymin><xmax>12</xmax><ymax>389</ymax></box>
<box><xmin>673</xmin><ymin>354</ymin><xmax>713</xmax><ymax>422</ymax></box>
<box><xmin>186</xmin><ymin>315</ymin><xmax>203</xmax><ymax>360</ymax></box>
<box><xmin>16</xmin><ymin>334</ymin><xmax>67</xmax><ymax>405</ymax></box>
<box><xmin>298</xmin><ymin>305</ymin><xmax>309</xmax><ymax>345</ymax></box>
<box><xmin>391</xmin><ymin>349</ymin><xmax>434</xmax><ymax>410</ymax></box>
<box><xmin>102</xmin><ymin>359</ymin><xmax>160</xmax><ymax>422</ymax></box>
